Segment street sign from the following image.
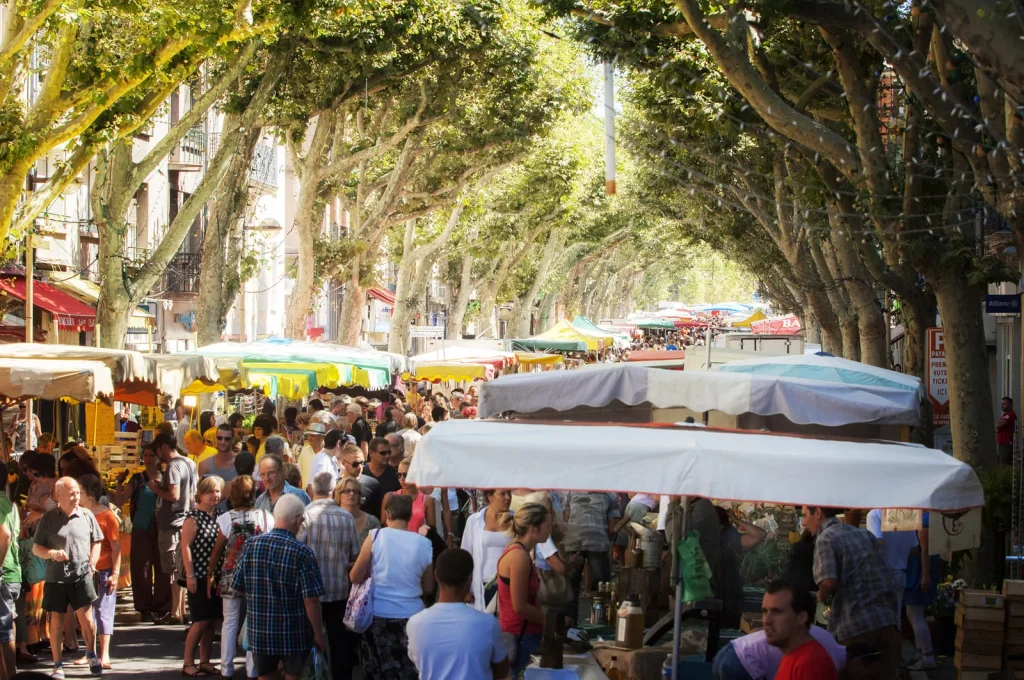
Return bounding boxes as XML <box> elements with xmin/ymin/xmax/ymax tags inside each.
<box><xmin>409</xmin><ymin>325</ymin><xmax>444</xmax><ymax>339</ymax></box>
<box><xmin>927</xmin><ymin>327</ymin><xmax>949</xmax><ymax>427</ymax></box>
<box><xmin>985</xmin><ymin>294</ymin><xmax>1021</xmax><ymax>314</ymax></box>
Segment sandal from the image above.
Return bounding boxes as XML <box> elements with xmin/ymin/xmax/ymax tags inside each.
<box><xmin>198</xmin><ymin>663</ymin><xmax>218</xmax><ymax>674</ymax></box>
<box><xmin>182</xmin><ymin>665</ymin><xmax>208</xmax><ymax>677</ymax></box>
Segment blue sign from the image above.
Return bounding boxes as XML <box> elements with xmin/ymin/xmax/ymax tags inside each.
<box><xmin>986</xmin><ymin>294</ymin><xmax>1021</xmax><ymax>314</ymax></box>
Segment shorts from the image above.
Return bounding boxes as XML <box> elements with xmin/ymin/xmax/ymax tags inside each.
<box><xmin>0</xmin><ymin>582</ymin><xmax>21</xmax><ymax>643</ymax></box>
<box><xmin>158</xmin><ymin>528</ymin><xmax>181</xmax><ymax>576</ymax></box>
<box><xmin>253</xmin><ymin>651</ymin><xmax>310</xmax><ymax>677</ymax></box>
<box><xmin>42</xmin><ymin>577</ymin><xmax>97</xmax><ymax>613</ymax></box>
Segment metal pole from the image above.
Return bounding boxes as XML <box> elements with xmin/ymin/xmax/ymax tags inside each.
<box><xmin>671</xmin><ymin>496</ymin><xmax>690</xmax><ymax>680</ymax></box>
<box><xmin>25</xmin><ymin>232</ymin><xmax>33</xmax><ymax>456</ymax></box>
<box><xmin>603</xmin><ymin>60</ymin><xmax>616</xmax><ymax>195</ymax></box>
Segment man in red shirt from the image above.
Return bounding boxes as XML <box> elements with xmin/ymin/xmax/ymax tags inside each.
<box><xmin>998</xmin><ymin>397</ymin><xmax>1017</xmax><ymax>464</ymax></box>
<box><xmin>762</xmin><ymin>581</ymin><xmax>838</xmax><ymax>680</ymax></box>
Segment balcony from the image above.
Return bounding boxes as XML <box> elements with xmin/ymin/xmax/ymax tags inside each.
<box><xmin>164</xmin><ymin>250</ymin><xmax>201</xmax><ymax>297</ymax></box>
<box><xmin>169</xmin><ymin>126</ymin><xmax>206</xmax><ymax>171</ymax></box>
<box><xmin>249</xmin><ymin>142</ymin><xmax>278</xmax><ymax>191</ymax></box>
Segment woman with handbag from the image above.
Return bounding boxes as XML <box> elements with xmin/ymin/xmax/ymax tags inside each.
<box><xmin>349</xmin><ymin>493</ymin><xmax>434</xmax><ymax>680</ymax></box>
<box><xmin>461</xmin><ymin>489</ymin><xmax>512</xmax><ymax>612</ymax></box>
<box><xmin>496</xmin><ymin>503</ymin><xmax>553</xmax><ymax>678</ymax></box>
<box><xmin>522</xmin><ymin>492</ymin><xmax>580</xmax><ymax>610</ymax></box>
<box><xmin>207</xmin><ymin>475</ymin><xmax>271</xmax><ymax>680</ymax></box>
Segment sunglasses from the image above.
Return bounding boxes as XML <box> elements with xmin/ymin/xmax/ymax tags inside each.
<box><xmin>340</xmin><ymin>488</ymin><xmax>360</xmax><ymax>495</ymax></box>
<box><xmin>347</xmin><ymin>460</ymin><xmax>364</xmax><ymax>467</ymax></box>
<box><xmin>397</xmin><ymin>473</ymin><xmax>408</xmax><ymax>480</ymax></box>
<box><xmin>375</xmin><ymin>448</ymin><xmax>391</xmax><ymax>455</ymax></box>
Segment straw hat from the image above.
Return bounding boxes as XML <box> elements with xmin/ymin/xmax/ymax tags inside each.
<box><xmin>305</xmin><ymin>422</ymin><xmax>328</xmax><ymax>437</ymax></box>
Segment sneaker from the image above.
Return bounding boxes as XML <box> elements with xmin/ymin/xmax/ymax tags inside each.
<box><xmin>87</xmin><ymin>651</ymin><xmax>102</xmax><ymax>676</ymax></box>
<box><xmin>51</xmin><ymin>662</ymin><xmax>65</xmax><ymax>680</ymax></box>
<box><xmin>140</xmin><ymin>611</ymin><xmax>154</xmax><ymax>623</ymax></box>
<box><xmin>153</xmin><ymin>612</ymin><xmax>171</xmax><ymax>625</ymax></box>
<box><xmin>907</xmin><ymin>656</ymin><xmax>937</xmax><ymax>671</ymax></box>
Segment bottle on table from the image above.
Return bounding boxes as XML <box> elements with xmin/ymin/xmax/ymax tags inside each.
<box><xmin>616</xmin><ymin>593</ymin><xmax>645</xmax><ymax>649</ymax></box>
<box><xmin>607</xmin><ymin>655</ymin><xmax>621</xmax><ymax>680</ymax></box>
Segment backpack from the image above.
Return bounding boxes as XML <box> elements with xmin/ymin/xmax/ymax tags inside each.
<box><xmin>218</xmin><ymin>510</ymin><xmax>264</xmax><ymax>597</ymax></box>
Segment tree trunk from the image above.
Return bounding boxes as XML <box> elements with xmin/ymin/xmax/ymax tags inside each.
<box><xmin>336</xmin><ymin>273</ymin><xmax>364</xmax><ymax>346</ymax></box>
<box><xmin>476</xmin><ymin>280</ymin><xmax>499</xmax><ymax>339</ymax></box>
<box><xmin>446</xmin><ymin>255</ymin><xmax>474</xmax><ymax>340</ymax></box>
<box><xmin>537</xmin><ymin>291</ymin><xmax>556</xmax><ymax>333</ymax></box>
<box><xmin>930</xmin><ymin>275</ymin><xmax>995</xmax><ymax>466</ymax></box>
<box><xmin>513</xmin><ymin>229</ymin><xmax>563</xmax><ymax>337</ymax></box>
<box><xmin>195</xmin><ymin>120</ymin><xmax>259</xmax><ymax>346</ymax></box>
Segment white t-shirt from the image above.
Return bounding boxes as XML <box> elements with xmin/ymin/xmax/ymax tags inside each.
<box><xmin>370</xmin><ymin>528</ymin><xmax>432</xmax><ymax>619</ymax></box>
<box><xmin>732</xmin><ymin>627</ymin><xmax>845</xmax><ymax>678</ymax></box>
<box><xmin>536</xmin><ymin>537</ymin><xmax>558</xmax><ymax>571</ymax></box>
<box><xmin>216</xmin><ymin>508</ymin><xmax>273</xmax><ymax>538</ymax></box>
<box><xmin>865</xmin><ymin>509</ymin><xmax>918</xmax><ymax>573</ymax></box>
<box><xmin>430</xmin><ymin>487</ymin><xmax>460</xmax><ymax>536</ymax></box>
<box><xmin>310</xmin><ymin>451</ymin><xmax>341</xmax><ymax>489</ymax></box>
<box><xmin>407</xmin><ymin>602</ymin><xmax>506</xmax><ymax>680</ymax></box>
<box><xmin>400</xmin><ymin>428</ymin><xmax>422</xmax><ymax>455</ymax></box>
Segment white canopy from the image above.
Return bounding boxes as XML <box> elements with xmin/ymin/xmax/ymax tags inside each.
<box><xmin>0</xmin><ymin>343</ymin><xmax>147</xmax><ymax>383</ymax></box>
<box><xmin>408</xmin><ymin>420</ymin><xmax>983</xmax><ymax>511</ymax></box>
<box><xmin>478</xmin><ymin>364</ymin><xmax>921</xmax><ymax>426</ymax></box>
<box><xmin>0</xmin><ymin>359</ymin><xmax>115</xmax><ymax>403</ymax></box>
<box><xmin>715</xmin><ymin>353</ymin><xmax>923</xmax><ymax>397</ymax></box>
<box><xmin>411</xmin><ymin>346</ymin><xmax>517</xmax><ymax>364</ymax></box>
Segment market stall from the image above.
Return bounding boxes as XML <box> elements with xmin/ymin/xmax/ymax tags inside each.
<box><xmin>408</xmin><ymin>419</ymin><xmax>983</xmax><ymax>678</ymax></box>
<box><xmin>726</xmin><ymin>310</ymin><xmax>767</xmax><ymax>328</ymax></box>
<box><xmin>715</xmin><ymin>353</ymin><xmax>921</xmax><ymax>394</ymax></box>
<box><xmin>401</xmin><ymin>361</ymin><xmax>496</xmax><ymax>383</ymax></box>
<box><xmin>0</xmin><ymin>359</ymin><xmax>114</xmax><ymax>405</ymax></box>
<box><xmin>478</xmin><ymin>363</ymin><xmax>920</xmax><ymax>437</ymax></box>
<box><xmin>410</xmin><ymin>346</ymin><xmax>518</xmax><ymax>371</ymax></box>
<box><xmin>508</xmin><ymin>320</ymin><xmax>606</xmax><ymax>352</ymax></box>
<box><xmin>750</xmin><ymin>314</ymin><xmax>802</xmax><ymax>335</ymax></box>
<box><xmin>572</xmin><ymin>316</ymin><xmax>631</xmax><ymax>349</ymax></box>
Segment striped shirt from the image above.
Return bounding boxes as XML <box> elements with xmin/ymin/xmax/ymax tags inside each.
<box><xmin>298</xmin><ymin>500</ymin><xmax>361</xmax><ymax>602</ymax></box>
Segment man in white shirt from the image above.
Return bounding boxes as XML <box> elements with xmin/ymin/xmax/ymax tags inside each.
<box><xmin>865</xmin><ymin>509</ymin><xmax>918</xmax><ymax>618</ymax></box>
<box><xmin>407</xmin><ymin>548</ymin><xmax>508</xmax><ymax>680</ymax></box>
<box><xmin>297</xmin><ymin>422</ymin><xmax>327</xmax><ymax>491</ymax></box>
<box><xmin>173</xmin><ymin>399</ymin><xmax>191</xmax><ymax>452</ymax></box>
<box><xmin>309</xmin><ymin>429</ymin><xmax>345</xmax><ymax>488</ymax></box>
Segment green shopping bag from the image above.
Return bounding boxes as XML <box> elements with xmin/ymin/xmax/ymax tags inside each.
<box><xmin>676</xmin><ymin>530</ymin><xmax>715</xmax><ymax>602</ymax></box>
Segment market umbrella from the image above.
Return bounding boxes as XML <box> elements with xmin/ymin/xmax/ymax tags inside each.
<box><xmin>0</xmin><ymin>359</ymin><xmax>115</xmax><ymax>404</ymax></box>
<box><xmin>715</xmin><ymin>353</ymin><xmax>922</xmax><ymax>397</ymax></box>
<box><xmin>408</xmin><ymin>420</ymin><xmax>983</xmax><ymax>511</ymax></box>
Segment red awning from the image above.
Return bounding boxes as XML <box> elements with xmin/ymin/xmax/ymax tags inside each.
<box><xmin>367</xmin><ymin>287</ymin><xmax>396</xmax><ymax>306</ymax></box>
<box><xmin>0</xmin><ymin>275</ymin><xmax>96</xmax><ymax>332</ymax></box>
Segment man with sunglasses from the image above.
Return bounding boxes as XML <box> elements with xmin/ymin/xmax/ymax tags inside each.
<box><xmin>198</xmin><ymin>424</ymin><xmax>239</xmax><ymax>508</ymax></box>
<box><xmin>358</xmin><ymin>438</ymin><xmax>400</xmax><ymax>520</ymax></box>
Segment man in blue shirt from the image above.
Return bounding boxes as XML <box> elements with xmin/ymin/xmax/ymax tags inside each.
<box><xmin>233</xmin><ymin>494</ymin><xmax>326</xmax><ymax>679</ymax></box>
<box><xmin>254</xmin><ymin>453</ymin><xmax>310</xmax><ymax>514</ymax></box>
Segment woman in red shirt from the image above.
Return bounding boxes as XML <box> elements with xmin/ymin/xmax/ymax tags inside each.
<box><xmin>496</xmin><ymin>503</ymin><xmax>552</xmax><ymax>678</ymax></box>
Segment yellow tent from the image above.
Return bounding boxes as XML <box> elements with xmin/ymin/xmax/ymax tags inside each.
<box><xmin>515</xmin><ymin>352</ymin><xmax>564</xmax><ymax>366</ymax></box>
<box><xmin>731</xmin><ymin>309</ymin><xmax>767</xmax><ymax>328</ymax></box>
<box><xmin>512</xmin><ymin>320</ymin><xmax>607</xmax><ymax>352</ymax></box>
<box><xmin>402</xmin><ymin>362</ymin><xmax>495</xmax><ymax>383</ymax></box>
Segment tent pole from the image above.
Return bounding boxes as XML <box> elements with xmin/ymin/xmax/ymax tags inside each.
<box><xmin>671</xmin><ymin>496</ymin><xmax>689</xmax><ymax>680</ymax></box>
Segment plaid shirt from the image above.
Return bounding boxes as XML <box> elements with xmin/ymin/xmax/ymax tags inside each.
<box><xmin>298</xmin><ymin>500</ymin><xmax>361</xmax><ymax>602</ymax></box>
<box><xmin>232</xmin><ymin>528</ymin><xmax>325</xmax><ymax>655</ymax></box>
<box><xmin>563</xmin><ymin>492</ymin><xmax>622</xmax><ymax>552</ymax></box>
<box><xmin>813</xmin><ymin>517</ymin><xmax>898</xmax><ymax>641</ymax></box>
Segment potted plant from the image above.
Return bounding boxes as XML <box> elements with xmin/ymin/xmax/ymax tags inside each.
<box><xmin>928</xmin><ymin>577</ymin><xmax>966</xmax><ymax>656</ymax></box>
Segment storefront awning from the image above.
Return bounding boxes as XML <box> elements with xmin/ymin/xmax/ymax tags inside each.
<box><xmin>367</xmin><ymin>287</ymin><xmax>396</xmax><ymax>306</ymax></box>
<box><xmin>0</xmin><ymin>275</ymin><xmax>96</xmax><ymax>331</ymax></box>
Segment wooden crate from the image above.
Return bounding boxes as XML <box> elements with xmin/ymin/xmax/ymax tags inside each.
<box><xmin>740</xmin><ymin>612</ymin><xmax>762</xmax><ymax>634</ymax></box>
<box><xmin>114</xmin><ymin>431</ymin><xmax>142</xmax><ymax>459</ymax></box>
<box><xmin>961</xmin><ymin>590</ymin><xmax>1006</xmax><ymax>609</ymax></box>
<box><xmin>614</xmin><ymin>567</ymin><xmax>667</xmax><ymax>626</ymax></box>
<box><xmin>957</xmin><ymin>604</ymin><xmax>1007</xmax><ymax>626</ymax></box>
<box><xmin>955</xmin><ymin>650</ymin><xmax>1001</xmax><ymax>671</ymax></box>
<box><xmin>1004</xmin><ymin>581</ymin><xmax>1024</xmax><ymax>599</ymax></box>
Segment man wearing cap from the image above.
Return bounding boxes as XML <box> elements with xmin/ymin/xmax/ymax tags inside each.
<box><xmin>297</xmin><ymin>422</ymin><xmax>327</xmax><ymax>490</ymax></box>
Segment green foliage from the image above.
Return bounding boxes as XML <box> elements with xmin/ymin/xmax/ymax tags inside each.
<box><xmin>979</xmin><ymin>465</ymin><xmax>1013</xmax><ymax>530</ymax></box>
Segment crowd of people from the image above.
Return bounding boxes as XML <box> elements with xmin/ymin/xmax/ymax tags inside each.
<box><xmin>0</xmin><ymin>380</ymin><xmax>939</xmax><ymax>680</ymax></box>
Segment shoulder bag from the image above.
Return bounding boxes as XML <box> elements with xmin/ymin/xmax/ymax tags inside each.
<box><xmin>343</xmin><ymin>529</ymin><xmax>378</xmax><ymax>633</ymax></box>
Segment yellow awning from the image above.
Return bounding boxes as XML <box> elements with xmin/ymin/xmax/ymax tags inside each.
<box><xmin>402</xmin><ymin>362</ymin><xmax>495</xmax><ymax>382</ymax></box>
<box><xmin>731</xmin><ymin>309</ymin><xmax>767</xmax><ymax>328</ymax></box>
<box><xmin>515</xmin><ymin>352</ymin><xmax>564</xmax><ymax>366</ymax></box>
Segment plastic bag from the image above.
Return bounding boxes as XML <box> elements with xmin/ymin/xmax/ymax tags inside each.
<box><xmin>677</xmin><ymin>530</ymin><xmax>715</xmax><ymax>602</ymax></box>
<box><xmin>300</xmin><ymin>648</ymin><xmax>330</xmax><ymax>680</ymax></box>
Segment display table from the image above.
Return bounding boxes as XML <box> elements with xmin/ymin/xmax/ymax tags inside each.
<box><xmin>524</xmin><ymin>653</ymin><xmax>610</xmax><ymax>680</ymax></box>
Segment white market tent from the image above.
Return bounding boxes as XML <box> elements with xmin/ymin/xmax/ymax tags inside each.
<box><xmin>715</xmin><ymin>353</ymin><xmax>923</xmax><ymax>397</ymax></box>
<box><xmin>407</xmin><ymin>420</ymin><xmax>983</xmax><ymax>512</ymax></box>
<box><xmin>477</xmin><ymin>363</ymin><xmax>921</xmax><ymax>426</ymax></box>
<box><xmin>0</xmin><ymin>359</ymin><xmax>115</xmax><ymax>403</ymax></box>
